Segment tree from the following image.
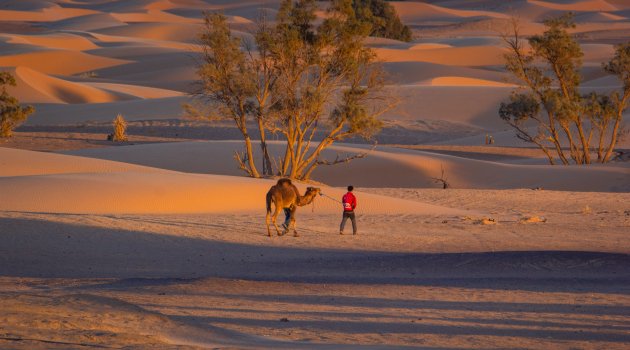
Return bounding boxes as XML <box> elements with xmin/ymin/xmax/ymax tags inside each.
<box><xmin>351</xmin><ymin>0</ymin><xmax>412</xmax><ymax>42</ymax></box>
<box><xmin>267</xmin><ymin>0</ymin><xmax>391</xmax><ymax>180</ymax></box>
<box><xmin>500</xmin><ymin>14</ymin><xmax>630</xmax><ymax>164</ymax></box>
<box><xmin>0</xmin><ymin>71</ymin><xmax>34</xmax><ymax>138</ymax></box>
<box><xmin>191</xmin><ymin>0</ymin><xmax>392</xmax><ymax>180</ymax></box>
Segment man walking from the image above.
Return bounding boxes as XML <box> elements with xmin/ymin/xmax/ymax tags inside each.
<box><xmin>340</xmin><ymin>185</ymin><xmax>357</xmax><ymax>235</ymax></box>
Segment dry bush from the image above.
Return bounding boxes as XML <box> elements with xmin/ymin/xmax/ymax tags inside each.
<box><xmin>112</xmin><ymin>114</ymin><xmax>128</xmax><ymax>142</ymax></box>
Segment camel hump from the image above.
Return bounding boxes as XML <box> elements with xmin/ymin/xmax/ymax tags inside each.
<box><xmin>277</xmin><ymin>178</ymin><xmax>292</xmax><ymax>186</ymax></box>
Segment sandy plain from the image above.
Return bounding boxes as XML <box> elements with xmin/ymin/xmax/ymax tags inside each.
<box><xmin>1</xmin><ymin>0</ymin><xmax>630</xmax><ymax>349</ymax></box>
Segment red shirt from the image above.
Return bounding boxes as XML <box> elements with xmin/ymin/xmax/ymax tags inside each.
<box><xmin>342</xmin><ymin>192</ymin><xmax>357</xmax><ymax>212</ymax></box>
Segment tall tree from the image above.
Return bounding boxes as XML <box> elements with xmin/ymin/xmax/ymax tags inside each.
<box><xmin>266</xmin><ymin>0</ymin><xmax>391</xmax><ymax>180</ymax></box>
<box><xmin>500</xmin><ymin>15</ymin><xmax>629</xmax><ymax>164</ymax></box>
<box><xmin>191</xmin><ymin>0</ymin><xmax>392</xmax><ymax>180</ymax></box>
<box><xmin>0</xmin><ymin>71</ymin><xmax>34</xmax><ymax>138</ymax></box>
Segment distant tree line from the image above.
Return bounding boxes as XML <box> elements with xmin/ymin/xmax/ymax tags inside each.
<box><xmin>500</xmin><ymin>13</ymin><xmax>630</xmax><ymax>164</ymax></box>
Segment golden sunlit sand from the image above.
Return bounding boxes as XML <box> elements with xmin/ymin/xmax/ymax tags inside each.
<box><xmin>0</xmin><ymin>0</ymin><xmax>629</xmax><ymax>349</ymax></box>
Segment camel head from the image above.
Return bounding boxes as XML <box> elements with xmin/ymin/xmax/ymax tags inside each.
<box><xmin>298</xmin><ymin>187</ymin><xmax>321</xmax><ymax>206</ymax></box>
<box><xmin>305</xmin><ymin>187</ymin><xmax>321</xmax><ymax>197</ymax></box>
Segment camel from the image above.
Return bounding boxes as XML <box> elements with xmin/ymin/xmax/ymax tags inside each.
<box><xmin>265</xmin><ymin>178</ymin><xmax>321</xmax><ymax>237</ymax></box>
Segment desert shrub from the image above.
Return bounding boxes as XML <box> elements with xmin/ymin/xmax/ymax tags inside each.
<box><xmin>112</xmin><ymin>114</ymin><xmax>128</xmax><ymax>141</ymax></box>
<box><xmin>0</xmin><ymin>71</ymin><xmax>34</xmax><ymax>138</ymax></box>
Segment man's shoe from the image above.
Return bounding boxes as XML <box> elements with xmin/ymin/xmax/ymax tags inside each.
<box><xmin>353</xmin><ymin>232</ymin><xmax>357</xmax><ymax>235</ymax></box>
<box><xmin>339</xmin><ymin>231</ymin><xmax>343</xmax><ymax>235</ymax></box>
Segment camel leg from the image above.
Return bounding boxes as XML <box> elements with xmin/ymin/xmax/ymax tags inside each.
<box><xmin>289</xmin><ymin>206</ymin><xmax>299</xmax><ymax>237</ymax></box>
<box><xmin>273</xmin><ymin>205</ymin><xmax>284</xmax><ymax>236</ymax></box>
<box><xmin>265</xmin><ymin>211</ymin><xmax>272</xmax><ymax>237</ymax></box>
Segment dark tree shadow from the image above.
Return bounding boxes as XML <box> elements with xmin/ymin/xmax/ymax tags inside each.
<box><xmin>1</xmin><ymin>216</ymin><xmax>629</xmax><ymax>295</ymax></box>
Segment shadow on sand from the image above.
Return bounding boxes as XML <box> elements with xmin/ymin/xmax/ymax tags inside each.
<box><xmin>1</xmin><ymin>216</ymin><xmax>629</xmax><ymax>294</ymax></box>
<box><xmin>2</xmin><ymin>216</ymin><xmax>630</xmax><ymax>347</ymax></box>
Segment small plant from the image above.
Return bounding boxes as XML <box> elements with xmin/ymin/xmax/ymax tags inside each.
<box><xmin>431</xmin><ymin>164</ymin><xmax>450</xmax><ymax>189</ymax></box>
<box><xmin>582</xmin><ymin>205</ymin><xmax>592</xmax><ymax>214</ymax></box>
<box><xmin>1</xmin><ymin>71</ymin><xmax>35</xmax><ymax>138</ymax></box>
<box><xmin>79</xmin><ymin>71</ymin><xmax>98</xmax><ymax>78</ymax></box>
<box><xmin>111</xmin><ymin>114</ymin><xmax>128</xmax><ymax>141</ymax></box>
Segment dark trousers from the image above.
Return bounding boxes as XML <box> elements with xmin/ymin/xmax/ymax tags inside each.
<box><xmin>340</xmin><ymin>211</ymin><xmax>356</xmax><ymax>234</ymax></box>
<box><xmin>283</xmin><ymin>208</ymin><xmax>291</xmax><ymax>228</ymax></box>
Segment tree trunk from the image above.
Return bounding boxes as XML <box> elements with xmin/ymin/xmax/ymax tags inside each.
<box><xmin>547</xmin><ymin>113</ymin><xmax>570</xmax><ymax>165</ymax></box>
<box><xmin>602</xmin><ymin>91</ymin><xmax>629</xmax><ymax>162</ymax></box>
<box><xmin>575</xmin><ymin>117</ymin><xmax>591</xmax><ymax>164</ymax></box>
<box><xmin>560</xmin><ymin>122</ymin><xmax>581</xmax><ymax>164</ymax></box>
<box><xmin>602</xmin><ymin>110</ymin><xmax>624</xmax><ymax>163</ymax></box>
<box><xmin>243</xmin><ymin>134</ymin><xmax>260</xmax><ymax>178</ymax></box>
<box><xmin>257</xmin><ymin>117</ymin><xmax>273</xmax><ymax>175</ymax></box>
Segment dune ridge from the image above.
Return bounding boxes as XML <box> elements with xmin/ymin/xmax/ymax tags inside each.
<box><xmin>62</xmin><ymin>141</ymin><xmax>630</xmax><ymax>192</ymax></box>
<box><xmin>0</xmin><ymin>147</ymin><xmax>471</xmax><ymax>216</ymax></box>
<box><xmin>8</xmin><ymin>66</ymin><xmax>123</xmax><ymax>104</ymax></box>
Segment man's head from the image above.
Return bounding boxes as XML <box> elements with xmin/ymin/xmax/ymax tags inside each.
<box><xmin>347</xmin><ymin>185</ymin><xmax>354</xmax><ymax>192</ymax></box>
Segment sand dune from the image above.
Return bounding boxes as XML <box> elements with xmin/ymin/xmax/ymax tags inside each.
<box><xmin>27</xmin><ymin>96</ymin><xmax>187</xmax><ymax>124</ymax></box>
<box><xmin>0</xmin><ymin>147</ymin><xmax>470</xmax><ymax>216</ymax></box>
<box><xmin>47</xmin><ymin>12</ymin><xmax>126</xmax><ymax>31</ymax></box>
<box><xmin>409</xmin><ymin>43</ymin><xmax>454</xmax><ymax>50</ymax></box>
<box><xmin>86</xmin><ymin>82</ymin><xmax>183</xmax><ymax>99</ymax></box>
<box><xmin>8</xmin><ymin>66</ymin><xmax>124</xmax><ymax>104</ymax></box>
<box><xmin>110</xmin><ymin>9</ymin><xmax>201</xmax><ymax>24</ymax></box>
<box><xmin>83</xmin><ymin>31</ymin><xmax>198</xmax><ymax>51</ymax></box>
<box><xmin>429</xmin><ymin>76</ymin><xmax>515</xmax><ymax>87</ymax></box>
<box><xmin>6</xmin><ymin>33</ymin><xmax>99</xmax><ymax>51</ymax></box>
<box><xmin>606</xmin><ymin>0</ymin><xmax>630</xmax><ymax>9</ymax></box>
<box><xmin>375</xmin><ymin>46</ymin><xmax>507</xmax><ymax>66</ymax></box>
<box><xmin>528</xmin><ymin>0</ymin><xmax>618</xmax><ymax>12</ymax></box>
<box><xmin>387</xmin><ymin>85</ymin><xmax>512</xmax><ymax>127</ymax></box>
<box><xmin>581</xmin><ymin>43</ymin><xmax>616</xmax><ymax>64</ymax></box>
<box><xmin>574</xmin><ymin>11</ymin><xmax>628</xmax><ymax>22</ymax></box>
<box><xmin>0</xmin><ymin>50</ymin><xmax>129</xmax><ymax>75</ymax></box>
<box><xmin>1</xmin><ymin>1</ymin><xmax>630</xmax><ymax>349</ymax></box>
<box><xmin>0</xmin><ymin>146</ymin><xmax>162</xmax><ymax>177</ymax></box>
<box><xmin>94</xmin><ymin>22</ymin><xmax>202</xmax><ymax>43</ymax></box>
<box><xmin>7</xmin><ymin>65</ymin><xmax>182</xmax><ymax>104</ymax></box>
<box><xmin>0</xmin><ymin>4</ymin><xmax>96</xmax><ymax>22</ymax></box>
<box><xmin>63</xmin><ymin>141</ymin><xmax>630</xmax><ymax>192</ymax></box>
<box><xmin>392</xmin><ymin>2</ymin><xmax>508</xmax><ymax>24</ymax></box>
<box><xmin>383</xmin><ymin>61</ymin><xmax>507</xmax><ymax>85</ymax></box>
<box><xmin>9</xmin><ymin>67</ymin><xmax>182</xmax><ymax>104</ymax></box>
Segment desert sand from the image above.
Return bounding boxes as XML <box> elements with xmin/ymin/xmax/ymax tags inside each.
<box><xmin>1</xmin><ymin>0</ymin><xmax>629</xmax><ymax>349</ymax></box>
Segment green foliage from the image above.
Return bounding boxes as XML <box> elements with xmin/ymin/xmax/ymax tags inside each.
<box><xmin>0</xmin><ymin>71</ymin><xmax>34</xmax><ymax>138</ymax></box>
<box><xmin>604</xmin><ymin>43</ymin><xmax>630</xmax><ymax>92</ymax></box>
<box><xmin>350</xmin><ymin>0</ymin><xmax>412</xmax><ymax>42</ymax></box>
<box><xmin>500</xmin><ymin>93</ymin><xmax>540</xmax><ymax>124</ymax></box>
<box><xmin>197</xmin><ymin>13</ymin><xmax>256</xmax><ymax>121</ymax></box>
